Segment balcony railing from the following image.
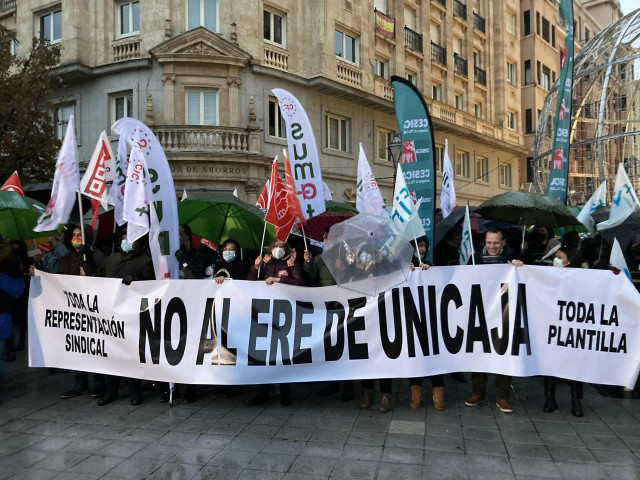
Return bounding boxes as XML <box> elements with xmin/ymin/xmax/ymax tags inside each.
<box><xmin>454</xmin><ymin>53</ymin><xmax>468</xmax><ymax>76</ymax></box>
<box><xmin>112</xmin><ymin>38</ymin><xmax>141</xmax><ymax>62</ymax></box>
<box><xmin>336</xmin><ymin>60</ymin><xmax>362</xmax><ymax>87</ymax></box>
<box><xmin>431</xmin><ymin>41</ymin><xmax>446</xmax><ymax>66</ymax></box>
<box><xmin>0</xmin><ymin>0</ymin><xmax>16</xmax><ymax>12</ymax></box>
<box><xmin>432</xmin><ymin>0</ymin><xmax>446</xmax><ymax>7</ymax></box>
<box><xmin>153</xmin><ymin>126</ymin><xmax>253</xmax><ymax>153</ymax></box>
<box><xmin>453</xmin><ymin>0</ymin><xmax>467</xmax><ymax>20</ymax></box>
<box><xmin>474</xmin><ymin>65</ymin><xmax>486</xmax><ymax>86</ymax></box>
<box><xmin>473</xmin><ymin>12</ymin><xmax>486</xmax><ymax>33</ymax></box>
<box><xmin>264</xmin><ymin>45</ymin><xmax>288</xmax><ymax>72</ymax></box>
<box><xmin>404</xmin><ymin>26</ymin><xmax>423</xmax><ymax>53</ymax></box>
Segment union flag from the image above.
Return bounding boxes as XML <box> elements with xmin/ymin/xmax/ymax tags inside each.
<box><xmin>1</xmin><ymin>171</ymin><xmax>24</xmax><ymax>196</ymax></box>
<box><xmin>264</xmin><ymin>158</ymin><xmax>298</xmax><ymax>242</ymax></box>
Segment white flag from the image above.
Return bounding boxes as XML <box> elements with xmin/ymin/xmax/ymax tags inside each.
<box><xmin>34</xmin><ymin>116</ymin><xmax>80</xmax><ymax>232</ymax></box>
<box><xmin>577</xmin><ymin>181</ymin><xmax>607</xmax><ymax>235</ymax></box>
<box><xmin>459</xmin><ymin>205</ymin><xmax>475</xmax><ymax>266</ymax></box>
<box><xmin>356</xmin><ymin>143</ymin><xmax>387</xmax><ymax>217</ymax></box>
<box><xmin>390</xmin><ymin>164</ymin><xmax>425</xmax><ymax>241</ymax></box>
<box><xmin>440</xmin><ymin>139</ymin><xmax>456</xmax><ymax>218</ymax></box>
<box><xmin>107</xmin><ymin>137</ymin><xmax>129</xmax><ymax>226</ymax></box>
<box><xmin>597</xmin><ymin>163</ymin><xmax>640</xmax><ymax>231</ymax></box>
<box><xmin>181</xmin><ymin>189</ymin><xmax>188</xmax><ymax>202</ymax></box>
<box><xmin>272</xmin><ymin>89</ymin><xmax>326</xmax><ymax>219</ymax></box>
<box><xmin>322</xmin><ymin>181</ymin><xmax>333</xmax><ymax>201</ymax></box>
<box><xmin>80</xmin><ymin>131</ymin><xmax>115</xmax><ymax>210</ymax></box>
<box><xmin>610</xmin><ymin>238</ymin><xmax>632</xmax><ymax>282</ymax></box>
<box><xmin>112</xmin><ymin>118</ymin><xmax>180</xmax><ymax>280</ymax></box>
<box><xmin>122</xmin><ymin>147</ymin><xmax>150</xmax><ymax>243</ymax></box>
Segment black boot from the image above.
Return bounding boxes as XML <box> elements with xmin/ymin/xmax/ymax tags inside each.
<box><xmin>130</xmin><ymin>380</ymin><xmax>143</xmax><ymax>406</ymax></box>
<box><xmin>571</xmin><ymin>381</ymin><xmax>584</xmax><ymax>417</ymax></box>
<box><xmin>279</xmin><ymin>384</ymin><xmax>291</xmax><ymax>406</ymax></box>
<box><xmin>543</xmin><ymin>377</ymin><xmax>558</xmax><ymax>413</ymax></box>
<box><xmin>98</xmin><ymin>384</ymin><xmax>119</xmax><ymax>406</ymax></box>
<box><xmin>250</xmin><ymin>385</ymin><xmax>270</xmax><ymax>405</ymax></box>
<box><xmin>183</xmin><ymin>385</ymin><xmax>197</xmax><ymax>403</ymax></box>
<box><xmin>342</xmin><ymin>380</ymin><xmax>354</xmax><ymax>402</ymax></box>
<box><xmin>318</xmin><ymin>381</ymin><xmax>340</xmax><ymax>397</ymax></box>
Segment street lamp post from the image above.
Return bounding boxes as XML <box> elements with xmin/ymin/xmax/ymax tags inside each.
<box><xmin>386</xmin><ymin>132</ymin><xmax>402</xmax><ymax>182</ymax></box>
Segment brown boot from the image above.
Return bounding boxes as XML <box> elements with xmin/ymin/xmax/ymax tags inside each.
<box><xmin>409</xmin><ymin>385</ymin><xmax>422</xmax><ymax>409</ymax></box>
<box><xmin>359</xmin><ymin>388</ymin><xmax>372</xmax><ymax>409</ymax></box>
<box><xmin>379</xmin><ymin>393</ymin><xmax>392</xmax><ymax>413</ymax></box>
<box><xmin>432</xmin><ymin>386</ymin><xmax>446</xmax><ymax>411</ymax></box>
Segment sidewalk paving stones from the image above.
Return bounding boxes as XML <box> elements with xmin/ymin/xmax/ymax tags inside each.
<box><xmin>1</xmin><ymin>350</ymin><xmax>639</xmax><ymax>479</ymax></box>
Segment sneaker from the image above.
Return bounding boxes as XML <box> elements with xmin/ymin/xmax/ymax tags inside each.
<box><xmin>464</xmin><ymin>394</ymin><xmax>486</xmax><ymax>407</ymax></box>
<box><xmin>60</xmin><ymin>385</ymin><xmax>90</xmax><ymax>399</ymax></box>
<box><xmin>496</xmin><ymin>398</ymin><xmax>513</xmax><ymax>413</ymax></box>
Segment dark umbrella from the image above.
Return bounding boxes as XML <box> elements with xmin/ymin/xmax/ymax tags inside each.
<box><xmin>302</xmin><ymin>201</ymin><xmax>358</xmax><ymax>241</ymax></box>
<box><xmin>434</xmin><ymin>206</ymin><xmax>482</xmax><ymax>246</ymax></box>
<box><xmin>476</xmin><ymin>191</ymin><xmax>581</xmax><ymax>227</ymax></box>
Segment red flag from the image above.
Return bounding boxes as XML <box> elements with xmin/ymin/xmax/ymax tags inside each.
<box><xmin>1</xmin><ymin>171</ymin><xmax>24</xmax><ymax>196</ymax></box>
<box><xmin>283</xmin><ymin>151</ymin><xmax>306</xmax><ymax>226</ymax></box>
<box><xmin>255</xmin><ymin>180</ymin><xmax>270</xmax><ymax>209</ymax></box>
<box><xmin>264</xmin><ymin>159</ymin><xmax>297</xmax><ymax>242</ymax></box>
<box><xmin>90</xmin><ymin>198</ymin><xmax>101</xmax><ymax>229</ymax></box>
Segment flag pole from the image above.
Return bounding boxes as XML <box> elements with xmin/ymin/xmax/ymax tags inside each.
<box><xmin>300</xmin><ymin>222</ymin><xmax>309</xmax><ymax>251</ymax></box>
<box><xmin>259</xmin><ymin>157</ymin><xmax>277</xmax><ymax>277</ymax></box>
<box><xmin>77</xmin><ymin>191</ymin><xmax>87</xmax><ymax>261</ymax></box>
<box><xmin>468</xmin><ymin>203</ymin><xmax>475</xmax><ymax>266</ymax></box>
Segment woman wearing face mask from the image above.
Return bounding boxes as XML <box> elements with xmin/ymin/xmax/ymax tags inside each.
<box><xmin>543</xmin><ymin>246</ymin><xmax>585</xmax><ymax>417</ymax></box>
<box><xmin>247</xmin><ymin>238</ymin><xmax>303</xmax><ymax>406</ymax></box>
<box><xmin>213</xmin><ymin>239</ymin><xmax>250</xmax><ymax>284</ymax></box>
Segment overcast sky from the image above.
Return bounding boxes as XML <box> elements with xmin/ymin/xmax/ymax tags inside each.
<box><xmin>618</xmin><ymin>0</ymin><xmax>636</xmax><ymax>15</ymax></box>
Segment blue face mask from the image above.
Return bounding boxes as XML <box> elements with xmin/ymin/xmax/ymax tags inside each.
<box><xmin>121</xmin><ymin>240</ymin><xmax>134</xmax><ymax>253</ymax></box>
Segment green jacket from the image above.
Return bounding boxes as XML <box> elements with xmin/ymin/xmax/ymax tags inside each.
<box><xmin>303</xmin><ymin>255</ymin><xmax>336</xmax><ymax>287</ymax></box>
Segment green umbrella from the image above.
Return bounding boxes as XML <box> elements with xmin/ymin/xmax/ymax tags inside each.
<box><xmin>476</xmin><ymin>191</ymin><xmax>581</xmax><ymax>227</ymax></box>
<box><xmin>178</xmin><ymin>193</ymin><xmax>274</xmax><ymax>250</ymax></box>
<box><xmin>325</xmin><ymin>200</ymin><xmax>358</xmax><ymax>213</ymax></box>
<box><xmin>0</xmin><ymin>190</ymin><xmax>60</xmax><ymax>240</ymax></box>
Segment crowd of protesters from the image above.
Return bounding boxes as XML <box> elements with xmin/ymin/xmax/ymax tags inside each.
<box><xmin>1</xmin><ymin>216</ymin><xmax>639</xmax><ymax>419</ymax></box>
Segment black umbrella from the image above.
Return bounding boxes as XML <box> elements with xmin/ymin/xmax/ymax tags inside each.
<box><xmin>591</xmin><ymin>206</ymin><xmax>640</xmax><ymax>252</ymax></box>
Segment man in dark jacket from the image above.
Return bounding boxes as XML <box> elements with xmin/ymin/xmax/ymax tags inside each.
<box><xmin>0</xmin><ymin>237</ymin><xmax>25</xmax><ymax>379</ymax></box>
<box><xmin>98</xmin><ymin>230</ymin><xmax>154</xmax><ymax>406</ymax></box>
<box><xmin>465</xmin><ymin>228</ymin><xmax>523</xmax><ymax>414</ymax></box>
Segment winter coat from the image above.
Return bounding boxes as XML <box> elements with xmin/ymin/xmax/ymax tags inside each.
<box><xmin>247</xmin><ymin>257</ymin><xmax>303</xmax><ymax>286</ymax></box>
<box><xmin>213</xmin><ymin>257</ymin><xmax>250</xmax><ymax>280</ymax></box>
<box><xmin>303</xmin><ymin>255</ymin><xmax>336</xmax><ymax>287</ymax></box>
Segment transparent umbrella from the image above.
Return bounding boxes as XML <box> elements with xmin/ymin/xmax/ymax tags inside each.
<box><xmin>321</xmin><ymin>213</ymin><xmax>414</xmax><ymax>296</ymax></box>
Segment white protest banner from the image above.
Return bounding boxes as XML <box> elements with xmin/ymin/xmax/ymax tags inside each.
<box><xmin>112</xmin><ymin>118</ymin><xmax>179</xmax><ymax>279</ymax></box>
<box><xmin>356</xmin><ymin>143</ymin><xmax>387</xmax><ymax>217</ymax></box>
<box><xmin>29</xmin><ymin>265</ymin><xmax>640</xmax><ymax>388</ymax></box>
<box><xmin>80</xmin><ymin>131</ymin><xmax>115</xmax><ymax>210</ymax></box>
<box><xmin>34</xmin><ymin>116</ymin><xmax>79</xmax><ymax>232</ymax></box>
<box><xmin>272</xmin><ymin>89</ymin><xmax>325</xmax><ymax>219</ymax></box>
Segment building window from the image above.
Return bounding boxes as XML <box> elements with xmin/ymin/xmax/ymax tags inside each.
<box><xmin>523</xmin><ymin>10</ymin><xmax>531</xmax><ymax>35</ymax></box>
<box><xmin>453</xmin><ymin>36</ymin><xmax>463</xmax><ymax>55</ymax></box>
<box><xmin>541</xmin><ymin>17</ymin><xmax>550</xmax><ymax>43</ymax></box>
<box><xmin>435</xmin><ymin>144</ymin><xmax>444</xmax><ymax>172</ymax></box>
<box><xmin>405</xmin><ymin>6</ymin><xmax>417</xmax><ymax>31</ymax></box>
<box><xmin>188</xmin><ymin>0</ymin><xmax>217</xmax><ymax>32</ymax></box>
<box><xmin>500</xmin><ymin>163</ymin><xmax>512</xmax><ymax>186</ymax></box>
<box><xmin>524</xmin><ymin>60</ymin><xmax>532</xmax><ymax>85</ymax></box>
<box><xmin>507</xmin><ymin>111</ymin><xmax>518</xmax><ymax>131</ymax></box>
<box><xmin>186</xmin><ymin>91</ymin><xmax>218</xmax><ymax>125</ymax></box>
<box><xmin>455</xmin><ymin>93</ymin><xmax>464</xmax><ymax>110</ymax></box>
<box><xmin>474</xmin><ymin>103</ymin><xmax>483</xmax><ymax>119</ymax></box>
<box><xmin>551</xmin><ymin>25</ymin><xmax>555</xmax><ymax>47</ymax></box>
<box><xmin>376</xmin><ymin>128</ymin><xmax>393</xmax><ymax>161</ymax></box>
<box><xmin>542</xmin><ymin>65</ymin><xmax>550</xmax><ymax>90</ymax></box>
<box><xmin>335</xmin><ymin>29</ymin><xmax>359</xmax><ymax>65</ymax></box>
<box><xmin>506</xmin><ymin>12</ymin><xmax>516</xmax><ymax>36</ymax></box>
<box><xmin>432</xmin><ymin>83</ymin><xmax>442</xmax><ymax>102</ymax></box>
<box><xmin>375</xmin><ymin>58</ymin><xmax>389</xmax><ymax>79</ymax></box>
<box><xmin>111</xmin><ymin>92</ymin><xmax>133</xmax><ymax>125</ymax></box>
<box><xmin>525</xmin><ymin>109</ymin><xmax>533</xmax><ymax>134</ymax></box>
<box><xmin>264</xmin><ymin>10</ymin><xmax>286</xmax><ymax>47</ymax></box>
<box><xmin>585</xmin><ymin>27</ymin><xmax>590</xmax><ymax>43</ymax></box>
<box><xmin>39</xmin><ymin>7</ymin><xmax>62</xmax><ymax>43</ymax></box>
<box><xmin>430</xmin><ymin>22</ymin><xmax>441</xmax><ymax>45</ymax></box>
<box><xmin>507</xmin><ymin>62</ymin><xmax>517</xmax><ymax>86</ymax></box>
<box><xmin>268</xmin><ymin>98</ymin><xmax>286</xmax><ymax>139</ymax></box>
<box><xmin>326</xmin><ymin>113</ymin><xmax>351</xmax><ymax>153</ymax></box>
<box><xmin>55</xmin><ymin>104</ymin><xmax>74</xmax><ymax>140</ymax></box>
<box><xmin>117</xmin><ymin>1</ymin><xmax>140</xmax><ymax>37</ymax></box>
<box><xmin>536</xmin><ymin>11</ymin><xmax>540</xmax><ymax>35</ymax></box>
<box><xmin>455</xmin><ymin>150</ymin><xmax>470</xmax><ymax>178</ymax></box>
<box><xmin>476</xmin><ymin>156</ymin><xmax>489</xmax><ymax>182</ymax></box>
<box><xmin>405</xmin><ymin>70</ymin><xmax>417</xmax><ymax>85</ymax></box>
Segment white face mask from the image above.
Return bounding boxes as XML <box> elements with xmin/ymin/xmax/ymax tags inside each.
<box><xmin>272</xmin><ymin>247</ymin><xmax>285</xmax><ymax>260</ymax></box>
<box><xmin>553</xmin><ymin>257</ymin><xmax>565</xmax><ymax>268</ymax></box>
<box><xmin>222</xmin><ymin>250</ymin><xmax>236</xmax><ymax>262</ymax></box>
